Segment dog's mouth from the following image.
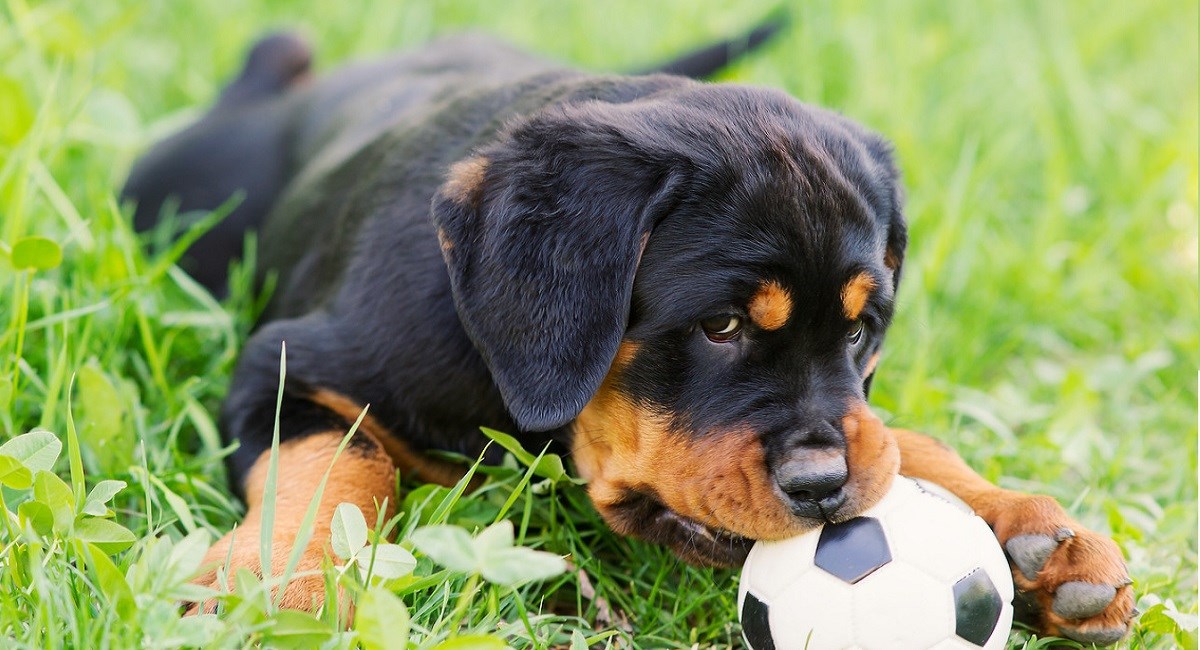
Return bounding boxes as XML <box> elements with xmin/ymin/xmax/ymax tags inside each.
<box><xmin>576</xmin><ymin>402</ymin><xmax>901</xmax><ymax>568</ymax></box>
<box><xmin>603</xmin><ymin>489</ymin><xmax>756</xmax><ymax>567</ymax></box>
<box><xmin>598</xmin><ymin>475</ymin><xmax>887</xmax><ymax>568</ymax></box>
<box><xmin>660</xmin><ymin>508</ymin><xmax>757</xmax><ymax>567</ymax></box>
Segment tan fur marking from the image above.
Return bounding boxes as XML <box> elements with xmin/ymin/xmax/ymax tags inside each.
<box><xmin>191</xmin><ymin>430</ymin><xmax>396</xmax><ymax>614</ymax></box>
<box><xmin>574</xmin><ymin>379</ymin><xmax>804</xmax><ymax>543</ymax></box>
<box><xmin>748</xmin><ymin>281</ymin><xmax>792</xmax><ymax>331</ymax></box>
<box><xmin>573</xmin><ymin>343</ymin><xmax>903</xmax><ymax>555</ymax></box>
<box><xmin>611</xmin><ymin>341</ymin><xmax>639</xmax><ymax>371</ymax></box>
<box><xmin>837</xmin><ymin>405</ymin><xmax>900</xmax><ymax>517</ymax></box>
<box><xmin>308</xmin><ymin>389</ymin><xmax>473</xmax><ymax>487</ymax></box>
<box><xmin>841</xmin><ymin>272</ymin><xmax>876</xmax><ymax>320</ymax></box>
<box><xmin>442</xmin><ymin>156</ymin><xmax>489</xmax><ymax>207</ymax></box>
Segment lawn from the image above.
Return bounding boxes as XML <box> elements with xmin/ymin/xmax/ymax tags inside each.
<box><xmin>0</xmin><ymin>0</ymin><xmax>1196</xmax><ymax>648</ymax></box>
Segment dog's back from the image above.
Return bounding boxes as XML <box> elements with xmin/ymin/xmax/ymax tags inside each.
<box><xmin>122</xmin><ymin>34</ymin><xmax>561</xmax><ymax>296</ymax></box>
<box><xmin>122</xmin><ymin>24</ymin><xmax>784</xmax><ymax>301</ymax></box>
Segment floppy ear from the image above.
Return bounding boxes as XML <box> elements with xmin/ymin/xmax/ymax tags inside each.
<box><xmin>431</xmin><ymin>105</ymin><xmax>685</xmax><ymax>431</ymax></box>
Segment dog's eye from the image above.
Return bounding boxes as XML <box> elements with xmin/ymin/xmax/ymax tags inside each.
<box><xmin>848</xmin><ymin>320</ymin><xmax>865</xmax><ymax>346</ymax></box>
<box><xmin>701</xmin><ymin>315</ymin><xmax>742</xmax><ymax>342</ymax></box>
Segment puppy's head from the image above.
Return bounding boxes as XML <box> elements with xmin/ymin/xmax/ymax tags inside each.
<box><xmin>433</xmin><ymin>82</ymin><xmax>906</xmax><ymax>566</ymax></box>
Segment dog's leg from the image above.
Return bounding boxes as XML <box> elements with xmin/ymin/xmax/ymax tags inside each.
<box><xmin>190</xmin><ymin>429</ymin><xmax>395</xmax><ymax>613</ymax></box>
<box><xmin>893</xmin><ymin>428</ymin><xmax>1135</xmax><ymax>645</ymax></box>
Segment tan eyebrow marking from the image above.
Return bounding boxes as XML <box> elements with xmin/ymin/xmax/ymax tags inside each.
<box><xmin>748</xmin><ymin>280</ymin><xmax>792</xmax><ymax>331</ymax></box>
<box><xmin>841</xmin><ymin>272</ymin><xmax>877</xmax><ymax>320</ymax></box>
<box><xmin>442</xmin><ymin>156</ymin><xmax>489</xmax><ymax>207</ymax></box>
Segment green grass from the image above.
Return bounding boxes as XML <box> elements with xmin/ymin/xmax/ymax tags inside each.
<box><xmin>1</xmin><ymin>0</ymin><xmax>1195</xmax><ymax>647</ymax></box>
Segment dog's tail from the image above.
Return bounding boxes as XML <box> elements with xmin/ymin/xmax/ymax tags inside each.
<box><xmin>214</xmin><ymin>31</ymin><xmax>313</xmax><ymax>111</ymax></box>
<box><xmin>637</xmin><ymin>10</ymin><xmax>788</xmax><ymax>78</ymax></box>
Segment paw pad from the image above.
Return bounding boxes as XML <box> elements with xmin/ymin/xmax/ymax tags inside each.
<box><xmin>1059</xmin><ymin>623</ymin><xmax>1127</xmax><ymax>646</ymax></box>
<box><xmin>1052</xmin><ymin>581</ymin><xmax>1116</xmax><ymax>620</ymax></box>
<box><xmin>1005</xmin><ymin>533</ymin><xmax>1058</xmax><ymax>581</ymax></box>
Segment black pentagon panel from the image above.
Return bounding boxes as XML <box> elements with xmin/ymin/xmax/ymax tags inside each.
<box><xmin>954</xmin><ymin>569</ymin><xmax>1004</xmax><ymax>646</ymax></box>
<box><xmin>741</xmin><ymin>591</ymin><xmax>776</xmax><ymax>650</ymax></box>
<box><xmin>814</xmin><ymin>517</ymin><xmax>892</xmax><ymax>584</ymax></box>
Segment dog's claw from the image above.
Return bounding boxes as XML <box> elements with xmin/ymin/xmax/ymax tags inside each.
<box><xmin>1058</xmin><ymin>623</ymin><xmax>1128</xmax><ymax>646</ymax></box>
<box><xmin>1052</xmin><ymin>581</ymin><xmax>1117</xmax><ymax>620</ymax></box>
<box><xmin>1005</xmin><ymin>533</ymin><xmax>1058</xmax><ymax>581</ymax></box>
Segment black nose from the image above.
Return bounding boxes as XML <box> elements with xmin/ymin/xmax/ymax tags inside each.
<box><xmin>773</xmin><ymin>446</ymin><xmax>849</xmax><ymax>519</ymax></box>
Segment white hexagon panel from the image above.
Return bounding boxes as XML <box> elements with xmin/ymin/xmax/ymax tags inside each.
<box><xmin>768</xmin><ymin>569</ymin><xmax>856</xmax><ymax>650</ymax></box>
<box><xmin>883</xmin><ymin>488</ymin><xmax>985</xmax><ymax>585</ymax></box>
<box><xmin>741</xmin><ymin>524</ymin><xmax>821</xmax><ymax>600</ymax></box>
<box><xmin>853</xmin><ymin>562</ymin><xmax>956</xmax><ymax>649</ymax></box>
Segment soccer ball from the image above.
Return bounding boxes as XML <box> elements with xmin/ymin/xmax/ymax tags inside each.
<box><xmin>738</xmin><ymin>476</ymin><xmax>1014</xmax><ymax>650</ymax></box>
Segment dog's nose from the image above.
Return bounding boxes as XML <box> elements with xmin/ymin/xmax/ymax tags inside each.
<box><xmin>773</xmin><ymin>423</ymin><xmax>849</xmax><ymax>518</ymax></box>
<box><xmin>775</xmin><ymin>451</ymin><xmax>848</xmax><ymax>503</ymax></box>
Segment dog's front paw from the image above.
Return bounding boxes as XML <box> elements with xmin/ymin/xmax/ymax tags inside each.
<box><xmin>187</xmin><ymin>525</ymin><xmax>330</xmax><ymax>615</ymax></box>
<box><xmin>991</xmin><ymin>494</ymin><xmax>1135</xmax><ymax>645</ymax></box>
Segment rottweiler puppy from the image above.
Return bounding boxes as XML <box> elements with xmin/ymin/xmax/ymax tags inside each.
<box><xmin>123</xmin><ymin>27</ymin><xmax>1134</xmax><ymax>644</ymax></box>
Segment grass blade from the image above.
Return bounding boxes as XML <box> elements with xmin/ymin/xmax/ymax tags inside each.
<box><xmin>259</xmin><ymin>341</ymin><xmax>287</xmax><ymax>587</ymax></box>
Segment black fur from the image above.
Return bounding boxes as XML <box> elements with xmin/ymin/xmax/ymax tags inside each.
<box><xmin>122</xmin><ymin>33</ymin><xmax>311</xmax><ymax>293</ymax></box>
<box><xmin>640</xmin><ymin>12</ymin><xmax>787</xmax><ymax>78</ymax></box>
<box><xmin>124</xmin><ymin>28</ymin><xmax>907</xmax><ymax>565</ymax></box>
<box><xmin>431</xmin><ymin>101</ymin><xmax>692</xmax><ymax>431</ymax></box>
